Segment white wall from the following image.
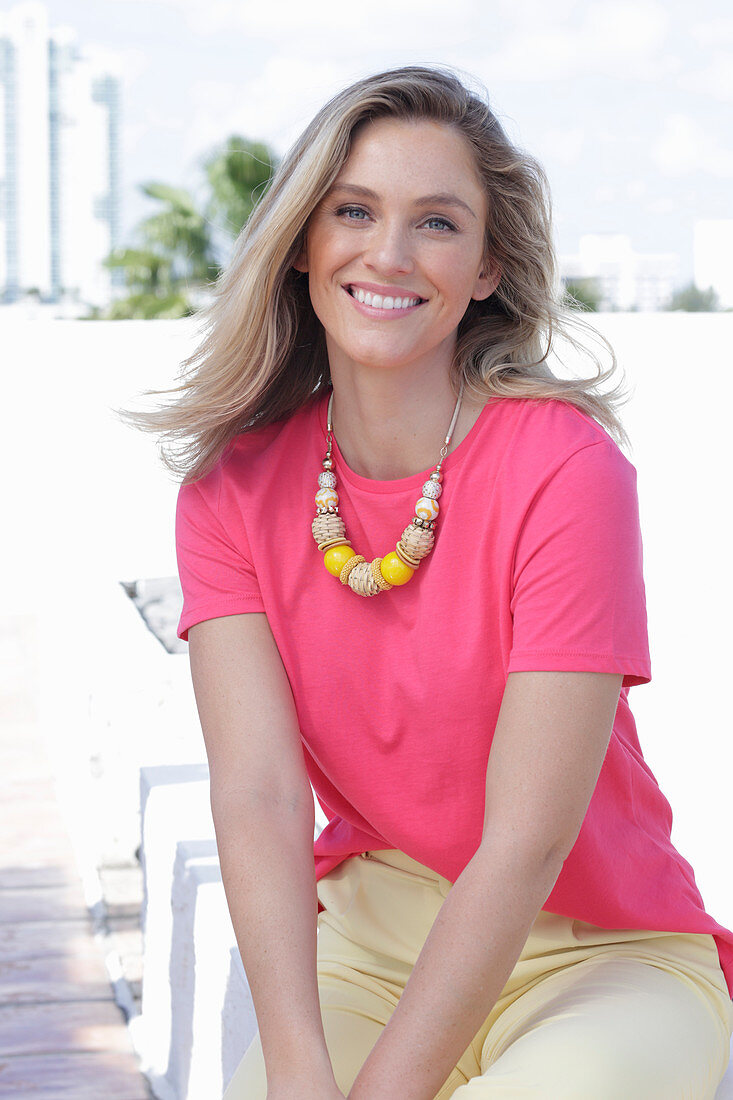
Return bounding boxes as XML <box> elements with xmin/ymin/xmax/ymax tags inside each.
<box><xmin>2</xmin><ymin>314</ymin><xmax>731</xmax><ymax>926</ymax></box>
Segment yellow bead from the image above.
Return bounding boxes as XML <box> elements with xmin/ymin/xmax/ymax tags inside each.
<box><xmin>380</xmin><ymin>551</ymin><xmax>415</xmax><ymax>586</ymax></box>
<box><xmin>324</xmin><ymin>544</ymin><xmax>357</xmax><ymax>577</ymax></box>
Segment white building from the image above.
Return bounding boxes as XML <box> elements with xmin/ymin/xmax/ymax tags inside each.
<box><xmin>0</xmin><ymin>2</ymin><xmax>121</xmax><ymax>307</ymax></box>
<box><xmin>694</xmin><ymin>220</ymin><xmax>733</xmax><ymax>310</ymax></box>
<box><xmin>560</xmin><ymin>234</ymin><xmax>680</xmax><ymax>312</ymax></box>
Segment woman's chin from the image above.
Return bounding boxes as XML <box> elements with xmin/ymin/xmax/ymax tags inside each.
<box><xmin>331</xmin><ymin>343</ymin><xmax>450</xmax><ymax>377</ymax></box>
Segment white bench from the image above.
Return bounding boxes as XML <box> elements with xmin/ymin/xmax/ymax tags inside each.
<box><xmin>137</xmin><ymin>764</ymin><xmax>256</xmax><ymax>1100</ymax></box>
<box><xmin>136</xmin><ymin>763</ymin><xmax>733</xmax><ymax>1098</ymax></box>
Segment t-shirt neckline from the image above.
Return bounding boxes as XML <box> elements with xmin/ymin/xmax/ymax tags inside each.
<box><xmin>315</xmin><ymin>389</ymin><xmax>494</xmax><ymax>495</ymax></box>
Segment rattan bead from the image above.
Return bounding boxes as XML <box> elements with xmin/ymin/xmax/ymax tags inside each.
<box><xmin>394</xmin><ymin>542</ymin><xmax>421</xmax><ymax>569</ymax></box>
<box><xmin>399</xmin><ymin>524</ymin><xmax>435</xmax><ymax>560</ymax></box>
<box><xmin>348</xmin><ymin>560</ymin><xmax>380</xmax><ymax>596</ymax></box>
<box><xmin>317</xmin><ymin>537</ymin><xmax>353</xmax><ymax>553</ymax></box>
<box><xmin>339</xmin><ymin>554</ymin><xmax>365</xmax><ymax>585</ymax></box>
<box><xmin>370</xmin><ymin>558</ymin><xmax>393</xmax><ymax>592</ymax></box>
<box><xmin>312</xmin><ymin>512</ymin><xmax>346</xmax><ymax>545</ymax></box>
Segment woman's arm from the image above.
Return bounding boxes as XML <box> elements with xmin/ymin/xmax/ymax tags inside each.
<box><xmin>347</xmin><ymin>670</ymin><xmax>623</xmax><ymax>1100</ymax></box>
<box><xmin>188</xmin><ymin>613</ymin><xmax>340</xmax><ymax>1095</ymax></box>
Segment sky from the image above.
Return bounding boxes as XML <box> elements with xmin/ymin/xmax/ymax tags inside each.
<box><xmin>34</xmin><ymin>0</ymin><xmax>733</xmax><ymax>281</ymax></box>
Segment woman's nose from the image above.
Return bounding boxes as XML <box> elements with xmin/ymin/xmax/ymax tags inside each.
<box><xmin>362</xmin><ymin>221</ymin><xmax>414</xmax><ymax>276</ymax></box>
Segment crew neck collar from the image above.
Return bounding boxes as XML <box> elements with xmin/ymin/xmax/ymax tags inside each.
<box><xmin>315</xmin><ymin>388</ymin><xmax>494</xmax><ymax>495</ymax></box>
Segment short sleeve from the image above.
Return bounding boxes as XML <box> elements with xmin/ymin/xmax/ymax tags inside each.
<box><xmin>508</xmin><ymin>440</ymin><xmax>651</xmax><ymax>688</ymax></box>
<box><xmin>175</xmin><ymin>477</ymin><xmax>265</xmax><ymax>641</ymax></box>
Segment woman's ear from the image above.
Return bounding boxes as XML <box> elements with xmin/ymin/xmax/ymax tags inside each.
<box><xmin>472</xmin><ymin>257</ymin><xmax>501</xmax><ymax>301</ymax></box>
<box><xmin>292</xmin><ymin>243</ymin><xmax>308</xmax><ymax>273</ymax></box>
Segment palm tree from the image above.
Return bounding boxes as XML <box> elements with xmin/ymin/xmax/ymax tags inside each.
<box><xmin>101</xmin><ymin>137</ymin><xmax>278</xmax><ymax>319</ymax></box>
<box><xmin>204</xmin><ymin>135</ymin><xmax>278</xmax><ymax>242</ymax></box>
<box><xmin>103</xmin><ymin>182</ymin><xmax>217</xmax><ymax>318</ymax></box>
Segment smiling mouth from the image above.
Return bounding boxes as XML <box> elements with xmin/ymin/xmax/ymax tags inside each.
<box><xmin>346</xmin><ymin>285</ymin><xmax>425</xmax><ymax>310</ymax></box>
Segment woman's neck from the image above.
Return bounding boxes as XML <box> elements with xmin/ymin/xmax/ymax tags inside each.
<box><xmin>327</xmin><ymin>360</ymin><xmax>484</xmax><ymax>481</ymax></box>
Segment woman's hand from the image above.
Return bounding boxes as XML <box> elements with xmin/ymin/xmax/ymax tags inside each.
<box><xmin>266</xmin><ymin>1077</ymin><xmax>345</xmax><ymax>1099</ymax></box>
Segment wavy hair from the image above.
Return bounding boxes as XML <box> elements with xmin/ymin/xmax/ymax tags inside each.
<box><xmin>123</xmin><ymin>65</ymin><xmax>627</xmax><ymax>481</ymax></box>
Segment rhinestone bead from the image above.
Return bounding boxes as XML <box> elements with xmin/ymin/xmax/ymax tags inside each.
<box><xmin>421</xmin><ymin>479</ymin><xmax>442</xmax><ymax>499</ymax></box>
<box><xmin>318</xmin><ymin>471</ymin><xmax>337</xmax><ymax>489</ymax></box>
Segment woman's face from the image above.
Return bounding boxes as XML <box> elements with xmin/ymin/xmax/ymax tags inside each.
<box><xmin>295</xmin><ymin>117</ymin><xmax>496</xmax><ymax>377</ymax></box>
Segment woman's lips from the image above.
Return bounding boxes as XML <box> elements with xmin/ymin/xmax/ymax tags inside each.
<box><xmin>344</xmin><ymin>284</ymin><xmax>426</xmax><ymax>316</ymax></box>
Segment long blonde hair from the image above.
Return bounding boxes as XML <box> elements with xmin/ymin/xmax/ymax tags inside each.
<box><xmin>125</xmin><ymin>65</ymin><xmax>627</xmax><ymax>482</ymax></box>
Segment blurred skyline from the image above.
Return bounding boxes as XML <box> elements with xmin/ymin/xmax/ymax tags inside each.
<box><xmin>13</xmin><ymin>0</ymin><xmax>733</xmax><ymax>282</ymax></box>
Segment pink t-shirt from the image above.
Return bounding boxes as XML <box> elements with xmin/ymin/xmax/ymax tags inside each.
<box><xmin>176</xmin><ymin>391</ymin><xmax>733</xmax><ymax>996</ymax></box>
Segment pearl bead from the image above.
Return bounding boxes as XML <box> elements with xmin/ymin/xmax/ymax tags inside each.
<box><xmin>380</xmin><ymin>552</ymin><xmax>414</xmax><ymax>586</ymax></box>
<box><xmin>324</xmin><ymin>545</ymin><xmax>356</xmax><ymax>576</ymax></box>
<box><xmin>415</xmin><ymin>496</ymin><xmax>440</xmax><ymax>522</ymax></box>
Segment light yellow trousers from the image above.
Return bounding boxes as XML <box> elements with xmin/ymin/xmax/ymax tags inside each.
<box><xmin>224</xmin><ymin>848</ymin><xmax>733</xmax><ymax>1099</ymax></box>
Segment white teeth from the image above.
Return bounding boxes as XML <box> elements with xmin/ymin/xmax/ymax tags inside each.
<box><xmin>350</xmin><ymin>287</ymin><xmax>421</xmax><ymax>310</ymax></box>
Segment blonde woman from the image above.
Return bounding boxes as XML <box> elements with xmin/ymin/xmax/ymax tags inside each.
<box><xmin>134</xmin><ymin>68</ymin><xmax>733</xmax><ymax>1099</ymax></box>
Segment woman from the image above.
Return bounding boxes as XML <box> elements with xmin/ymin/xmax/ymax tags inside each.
<box><xmin>136</xmin><ymin>67</ymin><xmax>733</xmax><ymax>1098</ymax></box>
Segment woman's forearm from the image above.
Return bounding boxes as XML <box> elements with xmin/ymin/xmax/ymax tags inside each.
<box><xmin>213</xmin><ymin>787</ymin><xmax>336</xmax><ymax>1089</ymax></box>
<box><xmin>347</xmin><ymin>841</ymin><xmax>564</xmax><ymax>1100</ymax></box>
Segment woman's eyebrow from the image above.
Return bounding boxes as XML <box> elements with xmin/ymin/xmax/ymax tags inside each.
<box><xmin>328</xmin><ymin>183</ymin><xmax>477</xmax><ymax>220</ymax></box>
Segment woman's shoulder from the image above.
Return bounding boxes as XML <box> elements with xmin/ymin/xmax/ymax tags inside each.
<box><xmin>227</xmin><ymin>391</ymin><xmax>323</xmax><ymax>462</ymax></box>
<box><xmin>489</xmin><ymin>395</ymin><xmax>631</xmax><ymax>474</ymax></box>
<box><xmin>184</xmin><ymin>392</ymin><xmax>324</xmax><ymax>504</ymax></box>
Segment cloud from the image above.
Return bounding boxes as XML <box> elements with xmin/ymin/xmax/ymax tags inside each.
<box><xmin>679</xmin><ymin>53</ymin><xmax>733</xmax><ymax>102</ymax></box>
<box><xmin>533</xmin><ymin>126</ymin><xmax>585</xmax><ymax>166</ymax></box>
<box><xmin>473</xmin><ymin>0</ymin><xmax>672</xmax><ymax>82</ymax></box>
<box><xmin>651</xmin><ymin>114</ymin><xmax>733</xmax><ymax>178</ymax></box>
<box><xmin>84</xmin><ymin>43</ymin><xmax>148</xmax><ymax>82</ymax></box>
<box><xmin>691</xmin><ymin>16</ymin><xmax>733</xmax><ymax>47</ymax></box>
<box><xmin>181</xmin><ymin>57</ymin><xmax>358</xmax><ymax>164</ymax></box>
<box><xmin>112</xmin><ymin>0</ymin><xmax>477</xmax><ymax>49</ymax></box>
<box><xmin>645</xmin><ymin>195</ymin><xmax>676</xmax><ymax>215</ymax></box>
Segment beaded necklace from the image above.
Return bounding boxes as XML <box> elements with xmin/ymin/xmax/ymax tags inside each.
<box><xmin>311</xmin><ymin>381</ymin><xmax>465</xmax><ymax>596</ymax></box>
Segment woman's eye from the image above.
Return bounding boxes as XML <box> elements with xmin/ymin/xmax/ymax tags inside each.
<box><xmin>337</xmin><ymin>205</ymin><xmax>369</xmax><ymax>222</ymax></box>
<box><xmin>423</xmin><ymin>216</ymin><xmax>456</xmax><ymax>232</ymax></box>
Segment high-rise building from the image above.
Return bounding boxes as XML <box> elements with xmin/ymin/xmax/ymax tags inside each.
<box><xmin>560</xmin><ymin>235</ymin><xmax>680</xmax><ymax>312</ymax></box>
<box><xmin>0</xmin><ymin>2</ymin><xmax>121</xmax><ymax>307</ymax></box>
